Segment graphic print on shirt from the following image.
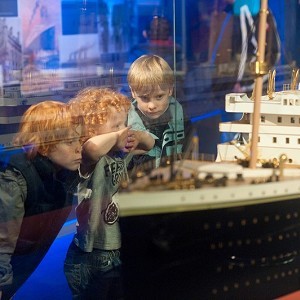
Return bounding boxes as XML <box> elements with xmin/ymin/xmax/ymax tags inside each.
<box><xmin>103</xmin><ymin>199</ymin><xmax>119</xmax><ymax>225</ymax></box>
<box><xmin>104</xmin><ymin>160</ymin><xmax>125</xmax><ymax>186</ymax></box>
<box><xmin>102</xmin><ymin>160</ymin><xmax>124</xmax><ymax>224</ymax></box>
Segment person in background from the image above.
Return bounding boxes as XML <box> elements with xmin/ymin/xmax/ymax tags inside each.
<box><xmin>97</xmin><ymin>0</ymin><xmax>109</xmax><ymax>53</ymax></box>
<box><xmin>63</xmin><ymin>87</ymin><xmax>154</xmax><ymax>299</ymax></box>
<box><xmin>128</xmin><ymin>15</ymin><xmax>181</xmax><ymax>68</ymax></box>
<box><xmin>0</xmin><ymin>101</ymin><xmax>82</xmax><ymax>300</ymax></box>
<box><xmin>127</xmin><ymin>54</ymin><xmax>193</xmax><ymax>169</ymax></box>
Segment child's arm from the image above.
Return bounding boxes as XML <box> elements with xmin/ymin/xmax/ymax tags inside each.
<box><xmin>82</xmin><ymin>127</ymin><xmax>129</xmax><ymax>165</ymax></box>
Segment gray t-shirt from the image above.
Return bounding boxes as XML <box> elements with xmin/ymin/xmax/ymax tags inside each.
<box><xmin>74</xmin><ymin>153</ymin><xmax>133</xmax><ymax>252</ymax></box>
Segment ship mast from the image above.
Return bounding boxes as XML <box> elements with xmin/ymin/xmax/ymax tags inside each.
<box><xmin>249</xmin><ymin>0</ymin><xmax>268</xmax><ymax>169</ymax></box>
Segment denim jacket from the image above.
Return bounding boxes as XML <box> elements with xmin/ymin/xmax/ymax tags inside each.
<box><xmin>127</xmin><ymin>97</ymin><xmax>185</xmax><ymax>167</ymax></box>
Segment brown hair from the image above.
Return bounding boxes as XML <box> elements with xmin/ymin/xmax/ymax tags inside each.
<box><xmin>68</xmin><ymin>87</ymin><xmax>131</xmax><ymax>142</ymax></box>
<box><xmin>127</xmin><ymin>55</ymin><xmax>174</xmax><ymax>96</ymax></box>
<box><xmin>13</xmin><ymin>100</ymin><xmax>79</xmax><ymax>159</ymax></box>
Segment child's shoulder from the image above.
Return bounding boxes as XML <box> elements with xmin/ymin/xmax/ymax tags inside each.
<box><xmin>169</xmin><ymin>97</ymin><xmax>184</xmax><ymax>112</ymax></box>
<box><xmin>0</xmin><ymin>164</ymin><xmax>27</xmax><ymax>197</ymax></box>
<box><xmin>127</xmin><ymin>105</ymin><xmax>147</xmax><ymax>131</ymax></box>
<box><xmin>169</xmin><ymin>96</ymin><xmax>181</xmax><ymax>105</ymax></box>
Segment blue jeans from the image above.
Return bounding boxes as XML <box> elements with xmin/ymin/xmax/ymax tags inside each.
<box><xmin>64</xmin><ymin>242</ymin><xmax>123</xmax><ymax>300</ymax></box>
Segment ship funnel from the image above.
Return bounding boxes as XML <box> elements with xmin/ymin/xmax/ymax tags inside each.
<box><xmin>291</xmin><ymin>68</ymin><xmax>299</xmax><ymax>90</ymax></box>
<box><xmin>267</xmin><ymin>69</ymin><xmax>276</xmax><ymax>99</ymax></box>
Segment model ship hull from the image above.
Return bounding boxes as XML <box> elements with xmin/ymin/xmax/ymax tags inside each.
<box><xmin>119</xmin><ymin>176</ymin><xmax>300</xmax><ymax>299</ymax></box>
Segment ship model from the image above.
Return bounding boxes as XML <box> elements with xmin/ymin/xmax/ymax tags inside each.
<box><xmin>0</xmin><ymin>69</ymin><xmax>127</xmax><ymax>149</ymax></box>
<box><xmin>217</xmin><ymin>68</ymin><xmax>300</xmax><ymax>167</ymax></box>
<box><xmin>118</xmin><ymin>1</ymin><xmax>300</xmax><ymax>299</ymax></box>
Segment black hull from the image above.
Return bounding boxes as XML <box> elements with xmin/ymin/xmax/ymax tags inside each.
<box><xmin>120</xmin><ymin>197</ymin><xmax>300</xmax><ymax>299</ymax></box>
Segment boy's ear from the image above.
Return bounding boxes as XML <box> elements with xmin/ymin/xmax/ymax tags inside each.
<box><xmin>168</xmin><ymin>87</ymin><xmax>173</xmax><ymax>96</ymax></box>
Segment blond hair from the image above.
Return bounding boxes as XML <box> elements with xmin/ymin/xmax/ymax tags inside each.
<box><xmin>13</xmin><ymin>100</ymin><xmax>79</xmax><ymax>158</ymax></box>
<box><xmin>68</xmin><ymin>87</ymin><xmax>131</xmax><ymax>142</ymax></box>
<box><xmin>127</xmin><ymin>55</ymin><xmax>174</xmax><ymax>95</ymax></box>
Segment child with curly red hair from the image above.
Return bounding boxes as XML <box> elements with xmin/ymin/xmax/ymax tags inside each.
<box><xmin>64</xmin><ymin>87</ymin><xmax>154</xmax><ymax>299</ymax></box>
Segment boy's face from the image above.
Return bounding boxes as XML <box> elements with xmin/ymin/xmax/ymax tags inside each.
<box><xmin>97</xmin><ymin>107</ymin><xmax>127</xmax><ymax>134</ymax></box>
<box><xmin>132</xmin><ymin>86</ymin><xmax>172</xmax><ymax>119</ymax></box>
<box><xmin>47</xmin><ymin>136</ymin><xmax>82</xmax><ymax>171</ymax></box>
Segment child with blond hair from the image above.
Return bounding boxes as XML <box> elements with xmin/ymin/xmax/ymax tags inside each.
<box><xmin>127</xmin><ymin>54</ymin><xmax>192</xmax><ymax>168</ymax></box>
<box><xmin>0</xmin><ymin>101</ymin><xmax>82</xmax><ymax>300</ymax></box>
<box><xmin>63</xmin><ymin>87</ymin><xmax>154</xmax><ymax>299</ymax></box>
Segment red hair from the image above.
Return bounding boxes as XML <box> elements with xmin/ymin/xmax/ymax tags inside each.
<box><xmin>13</xmin><ymin>100</ymin><xmax>80</xmax><ymax>159</ymax></box>
<box><xmin>68</xmin><ymin>87</ymin><xmax>131</xmax><ymax>142</ymax></box>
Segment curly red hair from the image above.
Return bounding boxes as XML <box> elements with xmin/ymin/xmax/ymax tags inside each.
<box><xmin>68</xmin><ymin>87</ymin><xmax>131</xmax><ymax>142</ymax></box>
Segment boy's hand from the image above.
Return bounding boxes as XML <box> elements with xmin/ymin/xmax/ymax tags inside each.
<box><xmin>124</xmin><ymin>130</ymin><xmax>155</xmax><ymax>153</ymax></box>
<box><xmin>115</xmin><ymin>127</ymin><xmax>130</xmax><ymax>151</ymax></box>
<box><xmin>114</xmin><ymin>129</ymin><xmax>154</xmax><ymax>153</ymax></box>
<box><xmin>124</xmin><ymin>131</ymin><xmax>138</xmax><ymax>152</ymax></box>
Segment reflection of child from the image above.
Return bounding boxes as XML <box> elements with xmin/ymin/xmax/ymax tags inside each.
<box><xmin>0</xmin><ymin>101</ymin><xmax>82</xmax><ymax>300</ymax></box>
<box><xmin>127</xmin><ymin>54</ymin><xmax>191</xmax><ymax>168</ymax></box>
<box><xmin>64</xmin><ymin>87</ymin><xmax>154</xmax><ymax>299</ymax></box>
